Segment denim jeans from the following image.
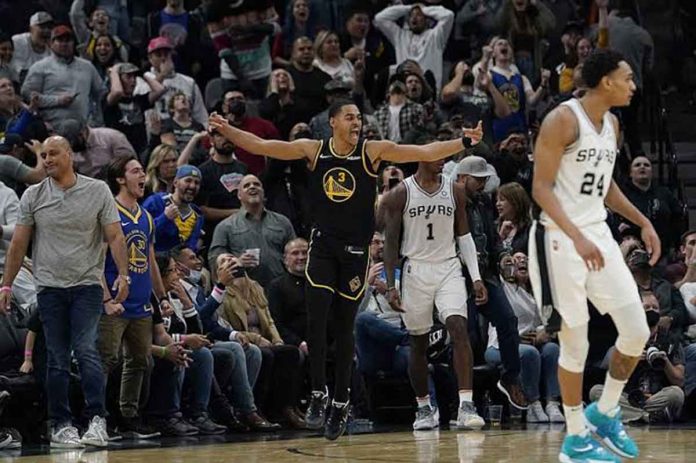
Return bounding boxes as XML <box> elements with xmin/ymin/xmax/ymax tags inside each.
<box><xmin>211</xmin><ymin>342</ymin><xmax>261</xmax><ymax>414</ymax></box>
<box><xmin>485</xmin><ymin>342</ymin><xmax>561</xmax><ymax>402</ymax></box>
<box><xmin>684</xmin><ymin>343</ymin><xmax>696</xmax><ymax>397</ymax></box>
<box><xmin>355</xmin><ymin>311</ymin><xmax>437</xmax><ymax>404</ymax></box>
<box><xmin>37</xmin><ymin>285</ymin><xmax>105</xmax><ymax>427</ymax></box>
<box><xmin>468</xmin><ymin>283</ymin><xmax>521</xmax><ymax>382</ymax></box>
<box><xmin>181</xmin><ymin>347</ymin><xmax>213</xmax><ymax>417</ymax></box>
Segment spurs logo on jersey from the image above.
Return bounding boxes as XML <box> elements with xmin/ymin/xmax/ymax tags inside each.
<box><xmin>539</xmin><ymin>98</ymin><xmax>618</xmax><ymax>228</ymax></box>
<box><xmin>401</xmin><ymin>175</ymin><xmax>457</xmax><ymax>262</ymax></box>
<box><xmin>322</xmin><ymin>167</ymin><xmax>356</xmax><ymax>202</ymax></box>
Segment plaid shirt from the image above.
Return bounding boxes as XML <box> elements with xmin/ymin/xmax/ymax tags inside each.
<box><xmin>374</xmin><ymin>101</ymin><xmax>425</xmax><ymax>142</ymax></box>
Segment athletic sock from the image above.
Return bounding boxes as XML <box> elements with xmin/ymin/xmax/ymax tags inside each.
<box><xmin>597</xmin><ymin>374</ymin><xmax>626</xmax><ymax>417</ymax></box>
<box><xmin>459</xmin><ymin>390</ymin><xmax>473</xmax><ymax>406</ymax></box>
<box><xmin>416</xmin><ymin>396</ymin><xmax>430</xmax><ymax>409</ymax></box>
<box><xmin>563</xmin><ymin>404</ymin><xmax>586</xmax><ymax>436</ymax></box>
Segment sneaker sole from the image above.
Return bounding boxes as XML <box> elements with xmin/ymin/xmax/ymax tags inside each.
<box><xmin>448</xmin><ymin>419</ymin><xmax>485</xmax><ymax>430</ymax></box>
<box><xmin>120</xmin><ymin>431</ymin><xmax>161</xmax><ymax>440</ymax></box>
<box><xmin>80</xmin><ymin>439</ymin><xmax>108</xmax><ymax>447</ymax></box>
<box><xmin>559</xmin><ymin>452</ymin><xmax>617</xmax><ymax>463</ymax></box>
<box><xmin>50</xmin><ymin>441</ymin><xmax>85</xmax><ymax>449</ymax></box>
<box><xmin>585</xmin><ymin>419</ymin><xmax>637</xmax><ymax>459</ymax></box>
<box><xmin>497</xmin><ymin>381</ymin><xmax>529</xmax><ymax>410</ymax></box>
<box><xmin>413</xmin><ymin>422</ymin><xmax>439</xmax><ymax>431</ymax></box>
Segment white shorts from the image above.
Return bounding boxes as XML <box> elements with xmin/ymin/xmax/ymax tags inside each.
<box><xmin>401</xmin><ymin>257</ymin><xmax>468</xmax><ymax>335</ymax></box>
<box><xmin>528</xmin><ymin>221</ymin><xmax>642</xmax><ymax>329</ymax></box>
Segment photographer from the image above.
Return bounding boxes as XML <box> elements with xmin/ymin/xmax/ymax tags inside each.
<box><xmin>589</xmin><ymin>293</ymin><xmax>685</xmax><ymax>423</ymax></box>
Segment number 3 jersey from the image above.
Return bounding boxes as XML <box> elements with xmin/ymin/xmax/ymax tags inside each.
<box><xmin>401</xmin><ymin>175</ymin><xmax>457</xmax><ymax>263</ymax></box>
<box><xmin>540</xmin><ymin>98</ymin><xmax>618</xmax><ymax>229</ymax></box>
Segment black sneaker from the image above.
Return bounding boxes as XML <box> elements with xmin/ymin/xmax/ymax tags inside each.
<box><xmin>118</xmin><ymin>417</ymin><xmax>161</xmax><ymax>439</ymax></box>
<box><xmin>306</xmin><ymin>391</ymin><xmax>329</xmax><ymax>430</ymax></box>
<box><xmin>150</xmin><ymin>416</ymin><xmax>199</xmax><ymax>437</ymax></box>
<box><xmin>189</xmin><ymin>413</ymin><xmax>227</xmax><ymax>435</ymax></box>
<box><xmin>324</xmin><ymin>402</ymin><xmax>350</xmax><ymax>441</ymax></box>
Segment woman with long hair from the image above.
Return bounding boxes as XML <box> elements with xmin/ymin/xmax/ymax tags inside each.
<box><xmin>312</xmin><ymin>30</ymin><xmax>354</xmax><ymax>85</ymax></box>
<box><xmin>90</xmin><ymin>34</ymin><xmax>122</xmax><ymax>80</ymax></box>
<box><xmin>216</xmin><ymin>254</ymin><xmax>305</xmax><ymax>429</ymax></box>
<box><xmin>144</xmin><ymin>144</ymin><xmax>178</xmax><ymax>197</ymax></box>
<box><xmin>272</xmin><ymin>0</ymin><xmax>317</xmax><ymax>67</ymax></box>
<box><xmin>496</xmin><ymin>182</ymin><xmax>532</xmax><ymax>252</ymax></box>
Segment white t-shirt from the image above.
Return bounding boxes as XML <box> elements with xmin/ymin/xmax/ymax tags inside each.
<box><xmin>10</xmin><ymin>33</ymin><xmax>50</xmax><ymax>76</ymax></box>
<box><xmin>387</xmin><ymin>104</ymin><xmax>403</xmax><ymax>142</ymax></box>
<box><xmin>313</xmin><ymin>58</ymin><xmax>354</xmax><ymax>86</ymax></box>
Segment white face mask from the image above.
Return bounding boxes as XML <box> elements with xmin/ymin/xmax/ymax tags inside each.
<box><xmin>188</xmin><ymin>269</ymin><xmax>202</xmax><ymax>284</ymax></box>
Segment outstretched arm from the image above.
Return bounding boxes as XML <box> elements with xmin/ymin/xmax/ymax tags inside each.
<box><xmin>208</xmin><ymin>113</ymin><xmax>320</xmax><ymax>162</ymax></box>
<box><xmin>368</xmin><ymin>121</ymin><xmax>482</xmax><ymax>164</ymax></box>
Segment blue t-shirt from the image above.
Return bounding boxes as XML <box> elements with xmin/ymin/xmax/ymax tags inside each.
<box><xmin>491</xmin><ymin>70</ymin><xmax>527</xmax><ymax>142</ymax></box>
<box><xmin>104</xmin><ymin>202</ymin><xmax>155</xmax><ymax>319</ymax></box>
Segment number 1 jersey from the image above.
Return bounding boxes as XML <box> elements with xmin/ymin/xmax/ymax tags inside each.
<box><xmin>539</xmin><ymin>98</ymin><xmax>618</xmax><ymax>229</ymax></box>
<box><xmin>401</xmin><ymin>175</ymin><xmax>457</xmax><ymax>263</ymax></box>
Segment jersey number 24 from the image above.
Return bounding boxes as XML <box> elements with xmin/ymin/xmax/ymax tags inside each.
<box><xmin>580</xmin><ymin>173</ymin><xmax>605</xmax><ymax>196</ymax></box>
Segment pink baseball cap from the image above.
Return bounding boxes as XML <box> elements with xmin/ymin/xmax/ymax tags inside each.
<box><xmin>147</xmin><ymin>36</ymin><xmax>174</xmax><ymax>54</ymax></box>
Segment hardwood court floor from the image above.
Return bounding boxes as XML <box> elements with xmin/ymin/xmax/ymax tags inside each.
<box><xmin>3</xmin><ymin>425</ymin><xmax>695</xmax><ymax>462</ymax></box>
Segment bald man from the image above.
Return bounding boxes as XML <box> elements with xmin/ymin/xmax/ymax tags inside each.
<box><xmin>208</xmin><ymin>175</ymin><xmax>295</xmax><ymax>287</ymax></box>
<box><xmin>0</xmin><ymin>136</ymin><xmax>129</xmax><ymax>448</ymax></box>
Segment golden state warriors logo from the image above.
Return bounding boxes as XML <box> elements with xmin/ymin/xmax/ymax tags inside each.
<box><xmin>322</xmin><ymin>167</ymin><xmax>355</xmax><ymax>203</ymax></box>
<box><xmin>126</xmin><ymin>230</ymin><xmax>149</xmax><ymax>274</ymax></box>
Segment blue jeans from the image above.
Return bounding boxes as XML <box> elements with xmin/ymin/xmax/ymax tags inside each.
<box><xmin>355</xmin><ymin>311</ymin><xmax>436</xmax><ymax>404</ymax></box>
<box><xmin>211</xmin><ymin>342</ymin><xmax>261</xmax><ymax>414</ymax></box>
<box><xmin>485</xmin><ymin>342</ymin><xmax>561</xmax><ymax>402</ymax></box>
<box><xmin>684</xmin><ymin>343</ymin><xmax>696</xmax><ymax>397</ymax></box>
<box><xmin>180</xmin><ymin>347</ymin><xmax>213</xmax><ymax>416</ymax></box>
<box><xmin>37</xmin><ymin>285</ymin><xmax>105</xmax><ymax>427</ymax></box>
<box><xmin>468</xmin><ymin>282</ymin><xmax>521</xmax><ymax>382</ymax></box>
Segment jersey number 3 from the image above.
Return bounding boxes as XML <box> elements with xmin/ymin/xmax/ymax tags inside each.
<box><xmin>580</xmin><ymin>173</ymin><xmax>605</xmax><ymax>196</ymax></box>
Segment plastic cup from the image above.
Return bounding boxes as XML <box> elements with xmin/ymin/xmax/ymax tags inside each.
<box><xmin>245</xmin><ymin>248</ymin><xmax>260</xmax><ymax>267</ymax></box>
<box><xmin>487</xmin><ymin>405</ymin><xmax>503</xmax><ymax>425</ymax></box>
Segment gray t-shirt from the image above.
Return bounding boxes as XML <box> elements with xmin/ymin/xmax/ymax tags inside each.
<box><xmin>18</xmin><ymin>175</ymin><xmax>119</xmax><ymax>289</ymax></box>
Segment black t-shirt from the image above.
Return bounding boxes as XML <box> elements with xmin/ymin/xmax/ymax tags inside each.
<box><xmin>104</xmin><ymin>93</ymin><xmax>153</xmax><ymax>155</ymax></box>
<box><xmin>286</xmin><ymin>66</ymin><xmax>331</xmax><ymax>119</ymax></box>
<box><xmin>196</xmin><ymin>157</ymin><xmax>249</xmax><ymax>241</ymax></box>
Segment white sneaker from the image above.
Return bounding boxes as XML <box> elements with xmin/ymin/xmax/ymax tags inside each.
<box><xmin>51</xmin><ymin>425</ymin><xmax>84</xmax><ymax>448</ymax></box>
<box><xmin>80</xmin><ymin>416</ymin><xmax>108</xmax><ymax>447</ymax></box>
<box><xmin>454</xmin><ymin>402</ymin><xmax>484</xmax><ymax>429</ymax></box>
<box><xmin>545</xmin><ymin>401</ymin><xmax>565</xmax><ymax>423</ymax></box>
<box><xmin>526</xmin><ymin>400</ymin><xmax>549</xmax><ymax>423</ymax></box>
<box><xmin>413</xmin><ymin>405</ymin><xmax>440</xmax><ymax>431</ymax></box>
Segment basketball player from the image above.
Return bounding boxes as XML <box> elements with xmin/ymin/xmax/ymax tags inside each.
<box><xmin>208</xmin><ymin>103</ymin><xmax>483</xmax><ymax>440</ymax></box>
<box><xmin>529</xmin><ymin>49</ymin><xmax>660</xmax><ymax>462</ymax></box>
<box><xmin>381</xmin><ymin>158</ymin><xmax>486</xmax><ymax>431</ymax></box>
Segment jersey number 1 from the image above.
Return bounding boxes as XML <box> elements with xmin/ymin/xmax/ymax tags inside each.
<box><xmin>580</xmin><ymin>173</ymin><xmax>605</xmax><ymax>196</ymax></box>
<box><xmin>426</xmin><ymin>223</ymin><xmax>434</xmax><ymax>240</ymax></box>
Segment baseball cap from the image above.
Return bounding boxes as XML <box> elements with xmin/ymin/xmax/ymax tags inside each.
<box><xmin>30</xmin><ymin>11</ymin><xmax>54</xmax><ymax>26</ymax></box>
<box><xmin>455</xmin><ymin>156</ymin><xmax>496</xmax><ymax>178</ymax></box>
<box><xmin>0</xmin><ymin>133</ymin><xmax>23</xmax><ymax>154</ymax></box>
<box><xmin>51</xmin><ymin>25</ymin><xmax>74</xmax><ymax>41</ymax></box>
<box><xmin>148</xmin><ymin>36</ymin><xmax>174</xmax><ymax>54</ymax></box>
<box><xmin>176</xmin><ymin>165</ymin><xmax>201</xmax><ymax>180</ymax></box>
<box><xmin>117</xmin><ymin>62</ymin><xmax>140</xmax><ymax>74</ymax></box>
<box><xmin>324</xmin><ymin>79</ymin><xmax>351</xmax><ymax>93</ymax></box>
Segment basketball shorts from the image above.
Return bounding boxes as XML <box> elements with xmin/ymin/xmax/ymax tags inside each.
<box><xmin>528</xmin><ymin>220</ymin><xmax>642</xmax><ymax>330</ymax></box>
<box><xmin>401</xmin><ymin>257</ymin><xmax>468</xmax><ymax>336</ymax></box>
<box><xmin>305</xmin><ymin>228</ymin><xmax>370</xmax><ymax>301</ymax></box>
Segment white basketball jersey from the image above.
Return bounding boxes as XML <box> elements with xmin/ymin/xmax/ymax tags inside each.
<box><xmin>540</xmin><ymin>98</ymin><xmax>618</xmax><ymax>228</ymax></box>
<box><xmin>401</xmin><ymin>175</ymin><xmax>457</xmax><ymax>262</ymax></box>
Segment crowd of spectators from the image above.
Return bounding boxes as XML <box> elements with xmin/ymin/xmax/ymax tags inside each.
<box><xmin>0</xmin><ymin>0</ymin><xmax>694</xmax><ymax>449</ymax></box>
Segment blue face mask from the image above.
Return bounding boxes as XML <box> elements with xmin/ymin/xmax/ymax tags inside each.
<box><xmin>188</xmin><ymin>269</ymin><xmax>202</xmax><ymax>284</ymax></box>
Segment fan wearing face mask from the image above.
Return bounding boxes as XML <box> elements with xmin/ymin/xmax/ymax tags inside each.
<box><xmin>171</xmin><ymin>244</ymin><xmax>211</xmax><ymax>306</ymax></box>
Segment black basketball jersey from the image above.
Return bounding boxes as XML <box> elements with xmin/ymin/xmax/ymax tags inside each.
<box><xmin>307</xmin><ymin>137</ymin><xmax>379</xmax><ymax>245</ymax></box>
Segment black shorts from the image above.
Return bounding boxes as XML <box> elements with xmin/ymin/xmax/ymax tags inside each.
<box><xmin>305</xmin><ymin>229</ymin><xmax>370</xmax><ymax>301</ymax></box>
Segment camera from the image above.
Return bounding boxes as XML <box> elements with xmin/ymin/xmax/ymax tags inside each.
<box><xmin>646</xmin><ymin>346</ymin><xmax>667</xmax><ymax>370</ymax></box>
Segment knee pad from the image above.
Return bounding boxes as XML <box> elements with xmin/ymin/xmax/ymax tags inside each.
<box><xmin>612</xmin><ymin>303</ymin><xmax>651</xmax><ymax>357</ymax></box>
<box><xmin>558</xmin><ymin>324</ymin><xmax>589</xmax><ymax>373</ymax></box>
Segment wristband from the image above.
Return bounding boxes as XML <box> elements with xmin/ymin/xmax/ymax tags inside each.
<box><xmin>0</xmin><ymin>286</ymin><xmax>11</xmax><ymax>294</ymax></box>
<box><xmin>24</xmin><ymin>350</ymin><xmax>33</xmax><ymax>357</ymax></box>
